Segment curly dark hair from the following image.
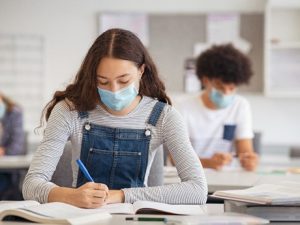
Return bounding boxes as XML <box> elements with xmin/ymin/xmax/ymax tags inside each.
<box><xmin>196</xmin><ymin>44</ymin><xmax>253</xmax><ymax>85</ymax></box>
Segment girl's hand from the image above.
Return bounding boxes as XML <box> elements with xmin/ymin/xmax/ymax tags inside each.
<box><xmin>48</xmin><ymin>182</ymin><xmax>109</xmax><ymax>209</ymax></box>
<box><xmin>70</xmin><ymin>182</ymin><xmax>109</xmax><ymax>208</ymax></box>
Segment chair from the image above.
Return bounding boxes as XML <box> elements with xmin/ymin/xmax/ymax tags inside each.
<box><xmin>51</xmin><ymin>142</ymin><xmax>73</xmax><ymax>187</ymax></box>
<box><xmin>22</xmin><ymin>131</ymin><xmax>29</xmax><ymax>155</ymax></box>
<box><xmin>253</xmin><ymin>131</ymin><xmax>262</xmax><ymax>155</ymax></box>
<box><xmin>147</xmin><ymin>146</ymin><xmax>164</xmax><ymax>186</ymax></box>
<box><xmin>289</xmin><ymin>146</ymin><xmax>300</xmax><ymax>158</ymax></box>
<box><xmin>51</xmin><ymin>143</ymin><xmax>165</xmax><ymax>187</ymax></box>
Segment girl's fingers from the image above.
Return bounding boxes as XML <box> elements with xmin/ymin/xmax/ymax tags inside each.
<box><xmin>91</xmin><ymin>190</ymin><xmax>107</xmax><ymax>199</ymax></box>
<box><xmin>95</xmin><ymin>183</ymin><xmax>109</xmax><ymax>193</ymax></box>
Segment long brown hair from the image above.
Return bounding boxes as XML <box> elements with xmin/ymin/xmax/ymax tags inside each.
<box><xmin>41</xmin><ymin>28</ymin><xmax>171</xmax><ymax>124</ymax></box>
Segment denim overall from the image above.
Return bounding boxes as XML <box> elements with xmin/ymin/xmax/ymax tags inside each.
<box><xmin>76</xmin><ymin>101</ymin><xmax>166</xmax><ymax>189</ymax></box>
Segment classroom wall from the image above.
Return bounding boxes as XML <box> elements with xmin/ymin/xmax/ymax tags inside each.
<box><xmin>148</xmin><ymin>14</ymin><xmax>264</xmax><ymax>93</ymax></box>
<box><xmin>0</xmin><ymin>0</ymin><xmax>266</xmax><ymax>101</ymax></box>
<box><xmin>1</xmin><ymin>0</ymin><xmax>300</xmax><ymax>147</ymax></box>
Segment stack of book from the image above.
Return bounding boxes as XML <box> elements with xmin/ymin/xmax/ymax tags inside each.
<box><xmin>211</xmin><ymin>181</ymin><xmax>300</xmax><ymax>222</ymax></box>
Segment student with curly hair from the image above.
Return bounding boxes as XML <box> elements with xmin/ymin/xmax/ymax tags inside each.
<box><xmin>177</xmin><ymin>44</ymin><xmax>258</xmax><ymax>171</ymax></box>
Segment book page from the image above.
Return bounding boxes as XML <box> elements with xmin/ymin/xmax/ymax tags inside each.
<box><xmin>214</xmin><ymin>182</ymin><xmax>300</xmax><ymax>205</ymax></box>
<box><xmin>19</xmin><ymin>202</ymin><xmax>110</xmax><ymax>219</ymax></box>
<box><xmin>133</xmin><ymin>201</ymin><xmax>207</xmax><ymax>215</ymax></box>
<box><xmin>0</xmin><ymin>202</ymin><xmax>111</xmax><ymax>224</ymax></box>
<box><xmin>0</xmin><ymin>201</ymin><xmax>39</xmax><ymax>211</ymax></box>
<box><xmin>87</xmin><ymin>203</ymin><xmax>134</xmax><ymax>214</ymax></box>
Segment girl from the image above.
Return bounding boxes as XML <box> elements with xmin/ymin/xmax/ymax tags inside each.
<box><xmin>23</xmin><ymin>28</ymin><xmax>207</xmax><ymax>208</ymax></box>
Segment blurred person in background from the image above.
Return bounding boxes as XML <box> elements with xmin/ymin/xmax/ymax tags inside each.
<box><xmin>177</xmin><ymin>44</ymin><xmax>258</xmax><ymax>171</ymax></box>
<box><xmin>0</xmin><ymin>92</ymin><xmax>25</xmax><ymax>199</ymax></box>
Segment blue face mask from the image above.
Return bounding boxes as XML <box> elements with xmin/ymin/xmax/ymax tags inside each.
<box><xmin>0</xmin><ymin>102</ymin><xmax>6</xmax><ymax>119</ymax></box>
<box><xmin>209</xmin><ymin>88</ymin><xmax>235</xmax><ymax>109</ymax></box>
<box><xmin>98</xmin><ymin>82</ymin><xmax>138</xmax><ymax>111</ymax></box>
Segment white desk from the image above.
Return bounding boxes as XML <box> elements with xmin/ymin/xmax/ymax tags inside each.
<box><xmin>0</xmin><ymin>155</ymin><xmax>33</xmax><ymax>199</ymax></box>
<box><xmin>65</xmin><ymin>212</ymin><xmax>267</xmax><ymax>225</ymax></box>
<box><xmin>164</xmin><ymin>155</ymin><xmax>300</xmax><ymax>193</ymax></box>
<box><xmin>0</xmin><ymin>155</ymin><xmax>32</xmax><ymax>170</ymax></box>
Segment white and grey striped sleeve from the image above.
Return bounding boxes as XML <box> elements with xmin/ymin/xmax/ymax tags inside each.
<box><xmin>122</xmin><ymin>107</ymin><xmax>208</xmax><ymax>204</ymax></box>
<box><xmin>22</xmin><ymin>101</ymin><xmax>73</xmax><ymax>203</ymax></box>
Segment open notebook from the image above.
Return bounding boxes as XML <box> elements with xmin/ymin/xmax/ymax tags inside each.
<box><xmin>95</xmin><ymin>200</ymin><xmax>207</xmax><ymax>215</ymax></box>
<box><xmin>0</xmin><ymin>201</ymin><xmax>111</xmax><ymax>224</ymax></box>
<box><xmin>211</xmin><ymin>182</ymin><xmax>300</xmax><ymax>205</ymax></box>
<box><xmin>0</xmin><ymin>200</ymin><xmax>206</xmax><ymax>224</ymax></box>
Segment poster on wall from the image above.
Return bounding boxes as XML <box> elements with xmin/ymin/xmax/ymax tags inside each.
<box><xmin>99</xmin><ymin>13</ymin><xmax>149</xmax><ymax>46</ymax></box>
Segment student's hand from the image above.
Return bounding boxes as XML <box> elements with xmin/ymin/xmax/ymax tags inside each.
<box><xmin>71</xmin><ymin>182</ymin><xmax>109</xmax><ymax>208</ymax></box>
<box><xmin>239</xmin><ymin>152</ymin><xmax>258</xmax><ymax>171</ymax></box>
<box><xmin>0</xmin><ymin>147</ymin><xmax>5</xmax><ymax>156</ymax></box>
<box><xmin>210</xmin><ymin>152</ymin><xmax>232</xmax><ymax>170</ymax></box>
<box><xmin>201</xmin><ymin>152</ymin><xmax>232</xmax><ymax>170</ymax></box>
<box><xmin>106</xmin><ymin>190</ymin><xmax>125</xmax><ymax>204</ymax></box>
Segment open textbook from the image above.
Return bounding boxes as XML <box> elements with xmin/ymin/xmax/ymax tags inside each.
<box><xmin>211</xmin><ymin>182</ymin><xmax>300</xmax><ymax>205</ymax></box>
<box><xmin>96</xmin><ymin>200</ymin><xmax>207</xmax><ymax>215</ymax></box>
<box><xmin>0</xmin><ymin>201</ymin><xmax>111</xmax><ymax>224</ymax></box>
<box><xmin>0</xmin><ymin>200</ymin><xmax>206</xmax><ymax>224</ymax></box>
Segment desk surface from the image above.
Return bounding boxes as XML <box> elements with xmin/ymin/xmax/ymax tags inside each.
<box><xmin>164</xmin><ymin>155</ymin><xmax>300</xmax><ymax>193</ymax></box>
<box><xmin>1</xmin><ymin>154</ymin><xmax>299</xmax><ymax>192</ymax></box>
<box><xmin>1</xmin><ymin>202</ymin><xmax>298</xmax><ymax>225</ymax></box>
<box><xmin>0</xmin><ymin>155</ymin><xmax>33</xmax><ymax>170</ymax></box>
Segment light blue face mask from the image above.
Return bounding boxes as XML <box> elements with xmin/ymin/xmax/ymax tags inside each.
<box><xmin>98</xmin><ymin>82</ymin><xmax>138</xmax><ymax>111</ymax></box>
<box><xmin>0</xmin><ymin>102</ymin><xmax>6</xmax><ymax>119</ymax></box>
<box><xmin>209</xmin><ymin>88</ymin><xmax>235</xmax><ymax>109</ymax></box>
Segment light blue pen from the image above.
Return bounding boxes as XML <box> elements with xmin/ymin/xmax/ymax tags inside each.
<box><xmin>76</xmin><ymin>159</ymin><xmax>94</xmax><ymax>182</ymax></box>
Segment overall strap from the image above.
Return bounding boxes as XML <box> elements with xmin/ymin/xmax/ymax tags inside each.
<box><xmin>147</xmin><ymin>101</ymin><xmax>166</xmax><ymax>127</ymax></box>
<box><xmin>78</xmin><ymin>111</ymin><xmax>89</xmax><ymax>119</ymax></box>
